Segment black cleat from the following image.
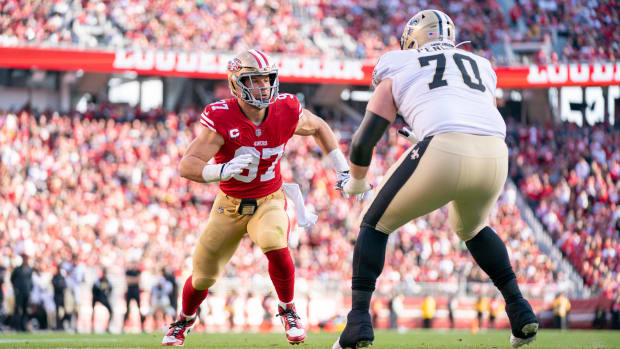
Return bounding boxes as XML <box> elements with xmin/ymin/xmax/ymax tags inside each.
<box><xmin>332</xmin><ymin>310</ymin><xmax>374</xmax><ymax>349</ymax></box>
<box><xmin>506</xmin><ymin>299</ymin><xmax>539</xmax><ymax>348</ymax></box>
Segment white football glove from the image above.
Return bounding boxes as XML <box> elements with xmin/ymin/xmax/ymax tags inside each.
<box><xmin>335</xmin><ymin>171</ymin><xmax>372</xmax><ymax>200</ymax></box>
<box><xmin>397</xmin><ymin>127</ymin><xmax>418</xmax><ymax>144</ymax></box>
<box><xmin>220</xmin><ymin>154</ymin><xmax>254</xmax><ymax>181</ymax></box>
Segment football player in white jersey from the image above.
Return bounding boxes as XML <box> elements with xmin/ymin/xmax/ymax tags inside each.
<box><xmin>334</xmin><ymin>9</ymin><xmax>538</xmax><ymax>349</ymax></box>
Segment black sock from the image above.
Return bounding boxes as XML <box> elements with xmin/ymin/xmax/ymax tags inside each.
<box><xmin>466</xmin><ymin>226</ymin><xmax>523</xmax><ymax>304</ymax></box>
<box><xmin>351</xmin><ymin>226</ymin><xmax>389</xmax><ymax>311</ymax></box>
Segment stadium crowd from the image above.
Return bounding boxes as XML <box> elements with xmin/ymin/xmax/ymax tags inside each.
<box><xmin>509</xmin><ymin>121</ymin><xmax>620</xmax><ymax>299</ymax></box>
<box><xmin>0</xmin><ymin>0</ymin><xmax>617</xmax><ymax>62</ymax></box>
<box><xmin>0</xmin><ymin>107</ymin><xmax>565</xmax><ymax>331</ymax></box>
<box><xmin>508</xmin><ymin>0</ymin><xmax>619</xmax><ymax>63</ymax></box>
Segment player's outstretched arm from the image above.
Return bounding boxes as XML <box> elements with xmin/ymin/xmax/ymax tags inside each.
<box><xmin>295</xmin><ymin>109</ymin><xmax>372</xmax><ymax>199</ymax></box>
<box><xmin>345</xmin><ymin>78</ymin><xmax>398</xmax><ymax>194</ymax></box>
<box><xmin>179</xmin><ymin>127</ymin><xmax>249</xmax><ymax>183</ymax></box>
<box><xmin>294</xmin><ymin>108</ymin><xmax>350</xmax><ymax>173</ymax></box>
<box><xmin>294</xmin><ymin>109</ymin><xmax>340</xmax><ymax>156</ymax></box>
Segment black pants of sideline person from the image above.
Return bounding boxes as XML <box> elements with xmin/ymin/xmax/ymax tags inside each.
<box><xmin>13</xmin><ymin>290</ymin><xmax>29</xmax><ymax>331</ymax></box>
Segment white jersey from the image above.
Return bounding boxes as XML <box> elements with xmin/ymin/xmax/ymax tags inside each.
<box><xmin>372</xmin><ymin>44</ymin><xmax>506</xmax><ymax>140</ymax></box>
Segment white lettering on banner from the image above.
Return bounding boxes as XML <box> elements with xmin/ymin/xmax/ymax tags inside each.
<box><xmin>560</xmin><ymin>86</ymin><xmax>583</xmax><ymax>126</ymax></box>
<box><xmin>526</xmin><ymin>65</ymin><xmax>548</xmax><ymax>84</ymax></box>
<box><xmin>134</xmin><ymin>51</ymin><xmax>155</xmax><ymax>70</ymax></box>
<box><xmin>585</xmin><ymin>87</ymin><xmax>605</xmax><ymax>125</ymax></box>
<box><xmin>547</xmin><ymin>64</ymin><xmax>568</xmax><ymax>83</ymax></box>
<box><xmin>527</xmin><ymin>63</ymin><xmax>619</xmax><ymax>85</ymax></box>
<box><xmin>113</xmin><ymin>50</ymin><xmax>133</xmax><ymax>69</ymax></box>
<box><xmin>275</xmin><ymin>56</ymin><xmax>364</xmax><ymax>80</ymax></box>
<box><xmin>609</xmin><ymin>86</ymin><xmax>619</xmax><ymax>126</ymax></box>
<box><xmin>278</xmin><ymin>57</ymin><xmax>301</xmax><ymax>77</ymax></box>
<box><xmin>300</xmin><ymin>58</ymin><xmax>320</xmax><ymax>78</ymax></box>
<box><xmin>569</xmin><ymin>64</ymin><xmax>589</xmax><ymax>83</ymax></box>
<box><xmin>112</xmin><ymin>50</ymin><xmax>366</xmax><ymax>80</ymax></box>
<box><xmin>197</xmin><ymin>53</ymin><xmax>217</xmax><ymax>73</ymax></box>
<box><xmin>346</xmin><ymin>61</ymin><xmax>364</xmax><ymax>80</ymax></box>
<box><xmin>155</xmin><ymin>51</ymin><xmax>176</xmax><ymax>71</ymax></box>
<box><xmin>177</xmin><ymin>52</ymin><xmax>199</xmax><ymax>72</ymax></box>
<box><xmin>591</xmin><ymin>63</ymin><xmax>614</xmax><ymax>82</ymax></box>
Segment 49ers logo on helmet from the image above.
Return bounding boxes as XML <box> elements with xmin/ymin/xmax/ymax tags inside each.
<box><xmin>227</xmin><ymin>58</ymin><xmax>242</xmax><ymax>72</ymax></box>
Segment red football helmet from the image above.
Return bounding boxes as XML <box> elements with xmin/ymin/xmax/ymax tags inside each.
<box><xmin>227</xmin><ymin>49</ymin><xmax>279</xmax><ymax>109</ymax></box>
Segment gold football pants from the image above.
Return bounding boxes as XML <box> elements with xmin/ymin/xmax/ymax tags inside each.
<box><xmin>361</xmin><ymin>132</ymin><xmax>508</xmax><ymax>241</ymax></box>
<box><xmin>192</xmin><ymin>189</ymin><xmax>289</xmax><ymax>290</ymax></box>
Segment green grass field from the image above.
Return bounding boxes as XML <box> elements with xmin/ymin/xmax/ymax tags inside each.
<box><xmin>0</xmin><ymin>330</ymin><xmax>618</xmax><ymax>349</ymax></box>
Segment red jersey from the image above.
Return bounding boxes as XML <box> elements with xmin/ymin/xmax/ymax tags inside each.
<box><xmin>200</xmin><ymin>94</ymin><xmax>303</xmax><ymax>198</ymax></box>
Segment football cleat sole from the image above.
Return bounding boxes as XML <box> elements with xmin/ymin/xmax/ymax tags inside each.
<box><xmin>332</xmin><ymin>337</ymin><xmax>373</xmax><ymax>349</ymax></box>
<box><xmin>161</xmin><ymin>337</ymin><xmax>185</xmax><ymax>347</ymax></box>
<box><xmin>510</xmin><ymin>322</ymin><xmax>539</xmax><ymax>348</ymax></box>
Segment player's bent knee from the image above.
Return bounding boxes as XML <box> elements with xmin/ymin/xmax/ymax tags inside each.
<box><xmin>191</xmin><ymin>275</ymin><xmax>216</xmax><ymax>290</ymax></box>
<box><xmin>360</xmin><ymin>222</ymin><xmax>393</xmax><ymax>235</ymax></box>
<box><xmin>456</xmin><ymin>223</ymin><xmax>486</xmax><ymax>242</ymax></box>
<box><xmin>261</xmin><ymin>243</ymin><xmax>288</xmax><ymax>254</ymax></box>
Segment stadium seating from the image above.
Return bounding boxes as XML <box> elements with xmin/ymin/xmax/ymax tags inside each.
<box><xmin>0</xmin><ymin>0</ymin><xmax>616</xmax><ymax>62</ymax></box>
<box><xmin>508</xmin><ymin>120</ymin><xmax>620</xmax><ymax>299</ymax></box>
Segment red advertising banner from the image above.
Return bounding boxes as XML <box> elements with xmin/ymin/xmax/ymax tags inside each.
<box><xmin>0</xmin><ymin>46</ymin><xmax>618</xmax><ymax>88</ymax></box>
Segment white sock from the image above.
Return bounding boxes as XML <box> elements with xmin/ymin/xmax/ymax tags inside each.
<box><xmin>279</xmin><ymin>301</ymin><xmax>294</xmax><ymax>308</ymax></box>
<box><xmin>181</xmin><ymin>312</ymin><xmax>196</xmax><ymax>320</ymax></box>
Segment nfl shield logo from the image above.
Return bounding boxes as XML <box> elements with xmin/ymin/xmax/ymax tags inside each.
<box><xmin>256</xmin><ymin>129</ymin><xmax>262</xmax><ymax>137</ymax></box>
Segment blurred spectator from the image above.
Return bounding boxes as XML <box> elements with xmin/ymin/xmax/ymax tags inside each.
<box><xmin>611</xmin><ymin>296</ymin><xmax>620</xmax><ymax>330</ymax></box>
<box><xmin>262</xmin><ymin>292</ymin><xmax>276</xmax><ymax>329</ymax></box>
<box><xmin>149</xmin><ymin>275</ymin><xmax>175</xmax><ymax>329</ymax></box>
<box><xmin>552</xmin><ymin>292</ymin><xmax>571</xmax><ymax>330</ymax></box>
<box><xmin>52</xmin><ymin>265</ymin><xmax>68</xmax><ymax>330</ymax></box>
<box><xmin>92</xmin><ymin>269</ymin><xmax>113</xmax><ymax>333</ymax></box>
<box><xmin>10</xmin><ymin>255</ymin><xmax>33</xmax><ymax>331</ymax></box>
<box><xmin>123</xmin><ymin>261</ymin><xmax>145</xmax><ymax>332</ymax></box>
<box><xmin>62</xmin><ymin>254</ymin><xmax>85</xmax><ymax>331</ymax></box>
<box><xmin>30</xmin><ymin>263</ymin><xmax>54</xmax><ymax>330</ymax></box>
<box><xmin>593</xmin><ymin>304</ymin><xmax>608</xmax><ymax>329</ymax></box>
<box><xmin>421</xmin><ymin>295</ymin><xmax>436</xmax><ymax>329</ymax></box>
<box><xmin>388</xmin><ymin>293</ymin><xmax>403</xmax><ymax>329</ymax></box>
<box><xmin>489</xmin><ymin>296</ymin><xmax>504</xmax><ymax>329</ymax></box>
<box><xmin>226</xmin><ymin>290</ymin><xmax>239</xmax><ymax>330</ymax></box>
<box><xmin>371</xmin><ymin>298</ymin><xmax>382</xmax><ymax>328</ymax></box>
<box><xmin>448</xmin><ymin>296</ymin><xmax>458</xmax><ymax>329</ymax></box>
<box><xmin>0</xmin><ymin>265</ymin><xmax>6</xmax><ymax>318</ymax></box>
<box><xmin>162</xmin><ymin>267</ymin><xmax>178</xmax><ymax>314</ymax></box>
<box><xmin>475</xmin><ymin>295</ymin><xmax>490</xmax><ymax>328</ymax></box>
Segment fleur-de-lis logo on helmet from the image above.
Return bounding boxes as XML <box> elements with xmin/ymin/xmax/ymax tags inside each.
<box><xmin>400</xmin><ymin>9</ymin><xmax>456</xmax><ymax>50</ymax></box>
<box><xmin>227</xmin><ymin>49</ymin><xmax>279</xmax><ymax>109</ymax></box>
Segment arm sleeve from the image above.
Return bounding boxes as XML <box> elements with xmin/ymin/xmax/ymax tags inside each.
<box><xmin>349</xmin><ymin>111</ymin><xmax>391</xmax><ymax>166</ymax></box>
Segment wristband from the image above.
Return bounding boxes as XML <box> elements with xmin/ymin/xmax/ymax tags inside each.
<box><xmin>201</xmin><ymin>163</ymin><xmax>223</xmax><ymax>183</ymax></box>
<box><xmin>327</xmin><ymin>148</ymin><xmax>349</xmax><ymax>173</ymax></box>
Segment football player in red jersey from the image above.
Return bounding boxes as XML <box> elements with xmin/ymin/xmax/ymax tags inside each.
<box><xmin>162</xmin><ymin>49</ymin><xmax>352</xmax><ymax>346</ymax></box>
